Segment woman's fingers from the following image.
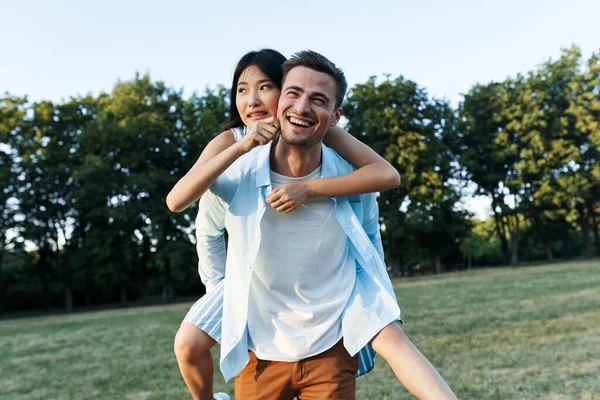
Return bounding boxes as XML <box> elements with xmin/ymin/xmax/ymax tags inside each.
<box><xmin>277</xmin><ymin>203</ymin><xmax>296</xmax><ymax>213</ymax></box>
<box><xmin>267</xmin><ymin>182</ymin><xmax>309</xmax><ymax>213</ymax></box>
<box><xmin>270</xmin><ymin>199</ymin><xmax>284</xmax><ymax>209</ymax></box>
<box><xmin>267</xmin><ymin>194</ymin><xmax>293</xmax><ymax>212</ymax></box>
<box><xmin>250</xmin><ymin>122</ymin><xmax>277</xmax><ymax>147</ymax></box>
<box><xmin>263</xmin><ymin>116</ymin><xmax>280</xmax><ymax>131</ymax></box>
<box><xmin>245</xmin><ymin>119</ymin><xmax>279</xmax><ymax>149</ymax></box>
<box><xmin>266</xmin><ymin>188</ymin><xmax>280</xmax><ymax>204</ymax></box>
<box><xmin>258</xmin><ymin>122</ymin><xmax>278</xmax><ymax>140</ymax></box>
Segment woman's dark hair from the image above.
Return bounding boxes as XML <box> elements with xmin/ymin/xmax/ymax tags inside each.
<box><xmin>222</xmin><ymin>49</ymin><xmax>287</xmax><ymax>131</ymax></box>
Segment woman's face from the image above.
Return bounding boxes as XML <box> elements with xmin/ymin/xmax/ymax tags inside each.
<box><xmin>235</xmin><ymin>65</ymin><xmax>281</xmax><ymax>128</ymax></box>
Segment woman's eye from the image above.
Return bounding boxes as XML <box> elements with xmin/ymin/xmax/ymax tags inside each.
<box><xmin>260</xmin><ymin>85</ymin><xmax>272</xmax><ymax>90</ymax></box>
<box><xmin>238</xmin><ymin>88</ymin><xmax>247</xmax><ymax>94</ymax></box>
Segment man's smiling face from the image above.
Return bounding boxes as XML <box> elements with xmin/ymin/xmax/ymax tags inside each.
<box><xmin>277</xmin><ymin>66</ymin><xmax>342</xmax><ymax>148</ymax></box>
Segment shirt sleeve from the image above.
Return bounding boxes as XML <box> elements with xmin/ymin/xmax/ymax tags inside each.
<box><xmin>195</xmin><ymin>188</ymin><xmax>228</xmax><ymax>293</ymax></box>
<box><xmin>361</xmin><ymin>192</ymin><xmax>385</xmax><ymax>263</ymax></box>
<box><xmin>360</xmin><ymin>192</ymin><xmax>399</xmax><ymax>304</ymax></box>
<box><xmin>231</xmin><ymin>126</ymin><xmax>247</xmax><ymax>142</ymax></box>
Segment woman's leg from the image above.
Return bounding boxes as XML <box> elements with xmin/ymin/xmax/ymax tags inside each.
<box><xmin>370</xmin><ymin>322</ymin><xmax>457</xmax><ymax>400</ymax></box>
<box><xmin>174</xmin><ymin>323</ymin><xmax>217</xmax><ymax>400</ymax></box>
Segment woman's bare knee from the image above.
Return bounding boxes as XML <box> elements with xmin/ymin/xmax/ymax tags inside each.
<box><xmin>174</xmin><ymin>323</ymin><xmax>216</xmax><ymax>362</ymax></box>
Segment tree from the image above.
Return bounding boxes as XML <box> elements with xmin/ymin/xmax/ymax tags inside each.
<box><xmin>457</xmin><ymin>79</ymin><xmax>524</xmax><ymax>265</ymax></box>
<box><xmin>77</xmin><ymin>74</ymin><xmax>228</xmax><ymax>303</ymax></box>
<box><xmin>514</xmin><ymin>47</ymin><xmax>586</xmax><ymax>261</ymax></box>
<box><xmin>4</xmin><ymin>96</ymin><xmax>97</xmax><ymax>312</ymax></box>
<box><xmin>563</xmin><ymin>49</ymin><xmax>600</xmax><ymax>257</ymax></box>
<box><xmin>344</xmin><ymin>76</ymin><xmax>470</xmax><ymax>271</ymax></box>
<box><xmin>1</xmin><ymin>96</ymin><xmax>27</xmax><ymax>312</ymax></box>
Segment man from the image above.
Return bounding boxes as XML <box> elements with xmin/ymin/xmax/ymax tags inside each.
<box><xmin>196</xmin><ymin>50</ymin><xmax>401</xmax><ymax>399</ymax></box>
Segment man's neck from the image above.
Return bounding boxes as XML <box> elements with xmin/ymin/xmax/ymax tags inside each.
<box><xmin>270</xmin><ymin>140</ymin><xmax>322</xmax><ymax>178</ymax></box>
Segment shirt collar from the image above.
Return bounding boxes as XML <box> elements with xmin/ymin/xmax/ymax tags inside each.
<box><xmin>255</xmin><ymin>142</ymin><xmax>273</xmax><ymax>187</ymax></box>
<box><xmin>320</xmin><ymin>144</ymin><xmax>336</xmax><ymax>179</ymax></box>
<box><xmin>255</xmin><ymin>141</ymin><xmax>336</xmax><ymax>187</ymax></box>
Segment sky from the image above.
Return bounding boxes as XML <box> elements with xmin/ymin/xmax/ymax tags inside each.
<box><xmin>1</xmin><ymin>0</ymin><xmax>599</xmax><ymax>219</ymax></box>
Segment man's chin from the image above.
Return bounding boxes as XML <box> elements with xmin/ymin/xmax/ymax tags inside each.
<box><xmin>281</xmin><ymin>136</ymin><xmax>308</xmax><ymax>147</ymax></box>
<box><xmin>281</xmin><ymin>133</ymin><xmax>322</xmax><ymax>149</ymax></box>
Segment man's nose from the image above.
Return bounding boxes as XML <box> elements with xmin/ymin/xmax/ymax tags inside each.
<box><xmin>294</xmin><ymin>96</ymin><xmax>311</xmax><ymax>114</ymax></box>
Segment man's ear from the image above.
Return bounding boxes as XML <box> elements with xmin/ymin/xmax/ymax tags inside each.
<box><xmin>330</xmin><ymin>107</ymin><xmax>343</xmax><ymax>127</ymax></box>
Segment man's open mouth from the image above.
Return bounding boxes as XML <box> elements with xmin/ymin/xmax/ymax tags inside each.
<box><xmin>287</xmin><ymin>116</ymin><xmax>315</xmax><ymax>128</ymax></box>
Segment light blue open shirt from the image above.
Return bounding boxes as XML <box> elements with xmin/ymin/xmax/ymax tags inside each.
<box><xmin>195</xmin><ymin>140</ymin><xmax>401</xmax><ymax>382</ymax></box>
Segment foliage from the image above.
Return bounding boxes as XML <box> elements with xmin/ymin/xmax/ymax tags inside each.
<box><xmin>1</xmin><ymin>45</ymin><xmax>599</xmax><ymax>312</ymax></box>
<box><xmin>344</xmin><ymin>76</ymin><xmax>471</xmax><ymax>270</ymax></box>
<box><xmin>457</xmin><ymin>46</ymin><xmax>600</xmax><ymax>265</ymax></box>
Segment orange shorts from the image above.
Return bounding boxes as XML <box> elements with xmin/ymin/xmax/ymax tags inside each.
<box><xmin>235</xmin><ymin>340</ymin><xmax>358</xmax><ymax>399</ymax></box>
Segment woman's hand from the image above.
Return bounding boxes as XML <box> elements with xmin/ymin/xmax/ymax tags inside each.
<box><xmin>266</xmin><ymin>181</ymin><xmax>312</xmax><ymax>213</ymax></box>
<box><xmin>238</xmin><ymin>117</ymin><xmax>279</xmax><ymax>153</ymax></box>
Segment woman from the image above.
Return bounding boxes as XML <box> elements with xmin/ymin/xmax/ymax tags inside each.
<box><xmin>169</xmin><ymin>49</ymin><xmax>455</xmax><ymax>400</ymax></box>
<box><xmin>166</xmin><ymin>49</ymin><xmax>400</xmax><ymax>215</ymax></box>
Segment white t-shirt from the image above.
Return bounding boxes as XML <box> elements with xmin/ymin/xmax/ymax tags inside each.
<box><xmin>247</xmin><ymin>166</ymin><xmax>356</xmax><ymax>361</ymax></box>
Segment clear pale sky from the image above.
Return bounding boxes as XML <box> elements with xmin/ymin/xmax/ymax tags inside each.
<box><xmin>1</xmin><ymin>0</ymin><xmax>599</xmax><ymax>218</ymax></box>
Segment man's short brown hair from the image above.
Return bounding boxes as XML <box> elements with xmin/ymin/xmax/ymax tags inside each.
<box><xmin>282</xmin><ymin>50</ymin><xmax>348</xmax><ymax>110</ymax></box>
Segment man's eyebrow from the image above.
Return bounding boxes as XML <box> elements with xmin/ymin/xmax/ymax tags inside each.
<box><xmin>283</xmin><ymin>85</ymin><xmax>304</xmax><ymax>93</ymax></box>
<box><xmin>237</xmin><ymin>78</ymin><xmax>272</xmax><ymax>87</ymax></box>
<box><xmin>284</xmin><ymin>86</ymin><xmax>331</xmax><ymax>103</ymax></box>
<box><xmin>310</xmin><ymin>91</ymin><xmax>331</xmax><ymax>103</ymax></box>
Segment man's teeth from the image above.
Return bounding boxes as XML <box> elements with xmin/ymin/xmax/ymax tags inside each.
<box><xmin>289</xmin><ymin>117</ymin><xmax>311</xmax><ymax>127</ymax></box>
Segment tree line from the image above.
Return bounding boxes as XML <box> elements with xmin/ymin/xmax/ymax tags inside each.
<box><xmin>0</xmin><ymin>46</ymin><xmax>598</xmax><ymax>314</ymax></box>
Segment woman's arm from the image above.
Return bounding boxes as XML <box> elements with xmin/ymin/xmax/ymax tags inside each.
<box><xmin>166</xmin><ymin>130</ymin><xmax>236</xmax><ymax>213</ymax></box>
<box><xmin>166</xmin><ymin>119</ymin><xmax>279</xmax><ymax>213</ymax></box>
<box><xmin>266</xmin><ymin>126</ymin><xmax>400</xmax><ymax>213</ymax></box>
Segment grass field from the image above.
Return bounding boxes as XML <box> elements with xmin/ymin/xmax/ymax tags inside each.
<box><xmin>1</xmin><ymin>260</ymin><xmax>599</xmax><ymax>399</ymax></box>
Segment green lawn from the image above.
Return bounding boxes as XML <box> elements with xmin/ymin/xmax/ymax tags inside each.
<box><xmin>1</xmin><ymin>260</ymin><xmax>599</xmax><ymax>399</ymax></box>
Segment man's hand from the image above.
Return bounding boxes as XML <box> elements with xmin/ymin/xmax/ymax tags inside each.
<box><xmin>266</xmin><ymin>181</ymin><xmax>312</xmax><ymax>213</ymax></box>
<box><xmin>238</xmin><ymin>117</ymin><xmax>279</xmax><ymax>153</ymax></box>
